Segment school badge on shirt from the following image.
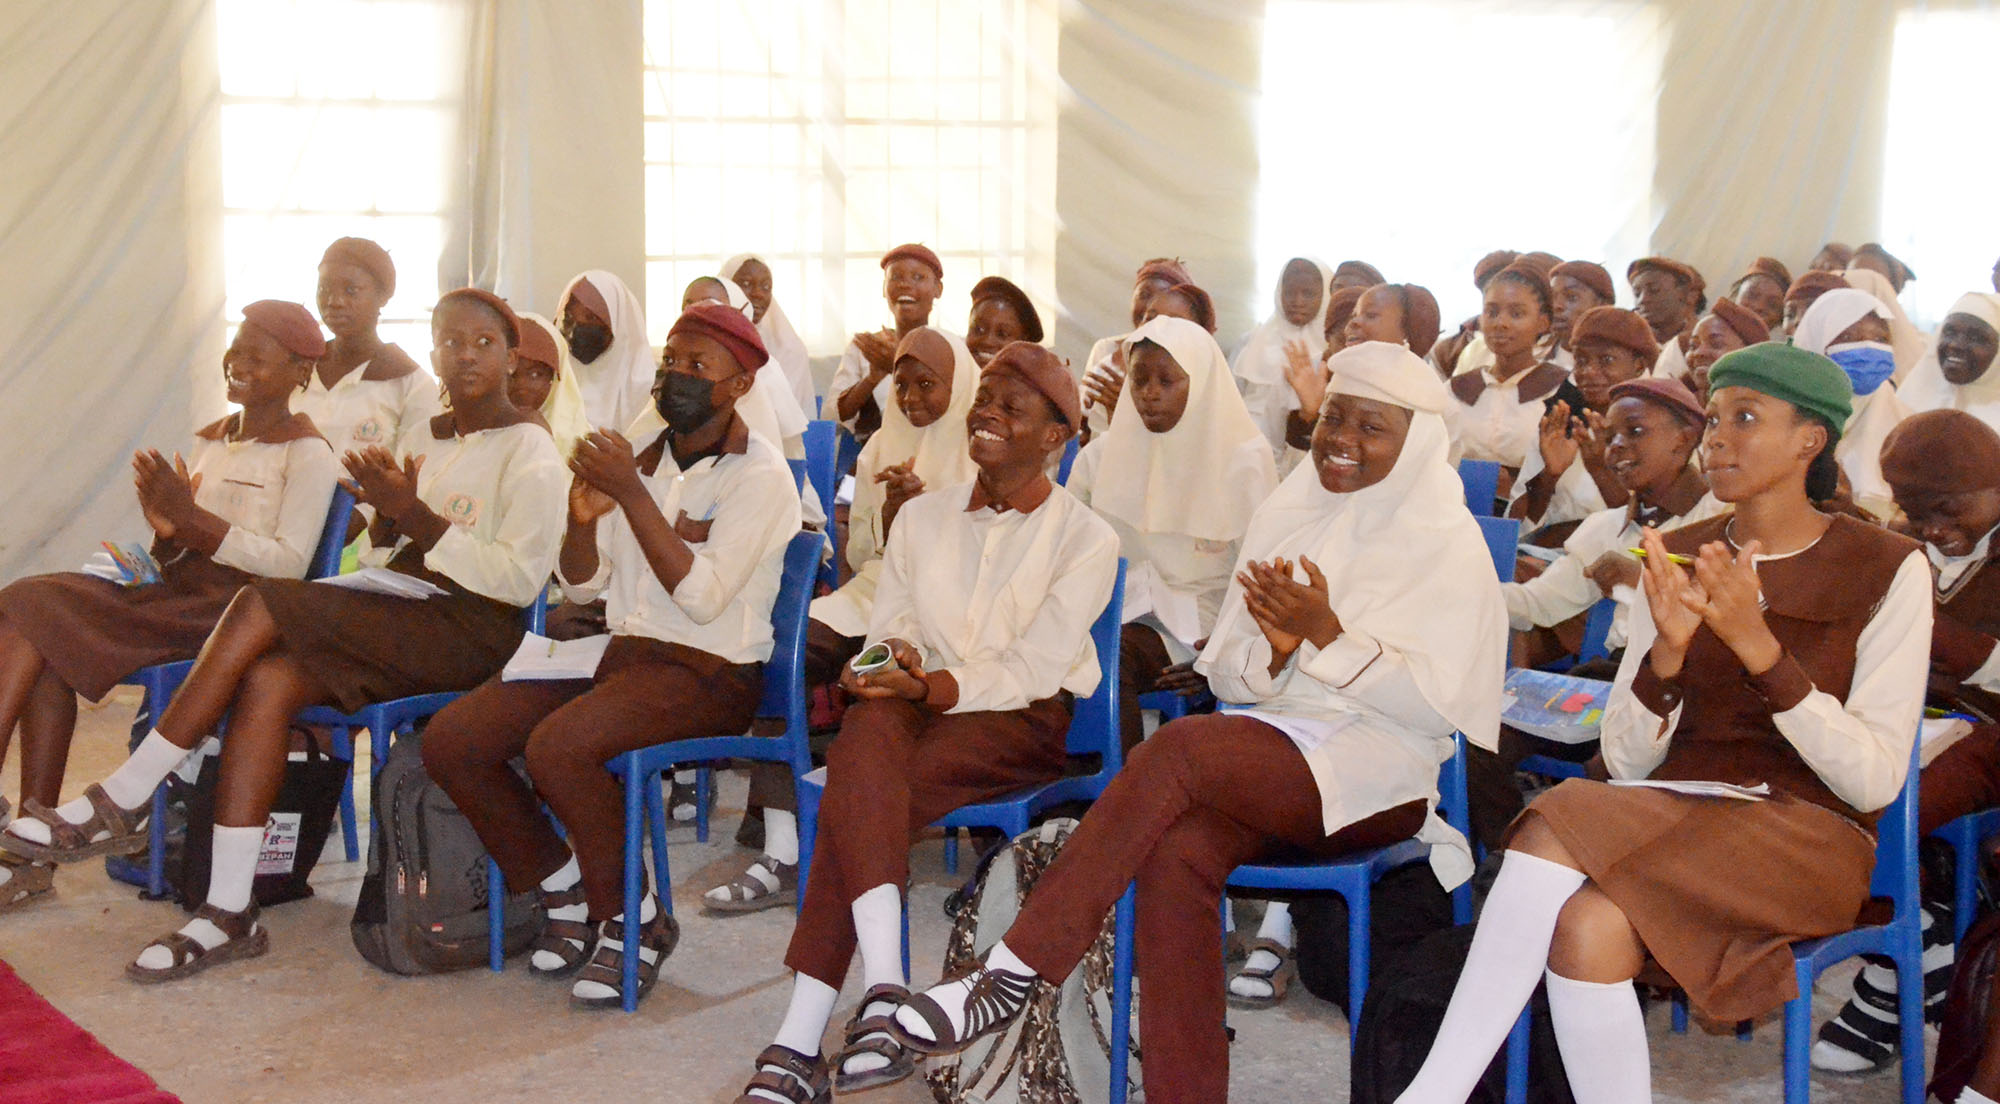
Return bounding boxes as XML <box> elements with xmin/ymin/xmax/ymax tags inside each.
<box><xmin>352</xmin><ymin>417</ymin><xmax>386</xmax><ymax>445</ymax></box>
<box><xmin>442</xmin><ymin>492</ymin><xmax>481</xmax><ymax>527</ymax></box>
<box><xmin>1194</xmin><ymin>539</ymin><xmax>1231</xmax><ymax>556</ymax></box>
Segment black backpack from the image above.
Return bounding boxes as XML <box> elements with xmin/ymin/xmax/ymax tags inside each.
<box><xmin>350</xmin><ymin>730</ymin><xmax>541</xmax><ymax>974</ymax></box>
<box><xmin>1291</xmin><ymin>863</ymin><xmax>1455</xmax><ymax>1016</ymax></box>
<box><xmin>1350</xmin><ymin>925</ymin><xmax>1577</xmax><ymax>1104</ymax></box>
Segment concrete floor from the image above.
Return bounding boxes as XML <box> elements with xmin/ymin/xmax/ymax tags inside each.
<box><xmin>1</xmin><ymin>688</ymin><xmax>1928</xmax><ymax>1102</ymax></box>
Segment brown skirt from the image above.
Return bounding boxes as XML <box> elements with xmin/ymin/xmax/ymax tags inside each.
<box><xmin>252</xmin><ymin>566</ymin><xmax>525</xmax><ymax>714</ymax></box>
<box><xmin>1520</xmin><ymin>778</ymin><xmax>1876</xmax><ymax>1022</ymax></box>
<box><xmin>0</xmin><ymin>556</ymin><xmax>253</xmax><ymax>701</ymax></box>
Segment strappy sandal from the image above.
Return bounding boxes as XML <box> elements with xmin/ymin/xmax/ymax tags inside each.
<box><xmin>667</xmin><ymin>776</ymin><xmax>715</xmax><ymax>824</ymax></box>
<box><xmin>528</xmin><ymin>885</ymin><xmax>592</xmax><ymax>975</ymax></box>
<box><xmin>1226</xmin><ymin>937</ymin><xmax>1296</xmax><ymax>1009</ymax></box>
<box><xmin>892</xmin><ymin>964</ymin><xmax>1037</xmax><ymax>1056</ymax></box>
<box><xmin>126</xmin><ymin>902</ymin><xmax>269</xmax><ymax>983</ymax></box>
<box><xmin>0</xmin><ymin>785</ymin><xmax>149</xmax><ymax>864</ymax></box>
<box><xmin>570</xmin><ymin>905</ymin><xmax>679</xmax><ymax>1009</ymax></box>
<box><xmin>0</xmin><ymin>859</ymin><xmax>54</xmax><ymax>912</ymax></box>
<box><xmin>704</xmin><ymin>854</ymin><xmax>799</xmax><ymax>914</ymax></box>
<box><xmin>734</xmin><ymin>1043</ymin><xmax>830</xmax><ymax>1104</ymax></box>
<box><xmin>832</xmin><ymin>983</ymin><xmax>919</xmax><ymax>1093</ymax></box>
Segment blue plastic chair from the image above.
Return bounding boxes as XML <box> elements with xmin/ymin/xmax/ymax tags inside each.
<box><xmin>1935</xmin><ymin>806</ymin><xmax>2000</xmax><ymax>945</ymax></box>
<box><xmin>803</xmin><ymin>420</ymin><xmax>839</xmax><ymax>524</ymax></box>
<box><xmin>110</xmin><ymin>487</ymin><xmax>356</xmax><ymax>897</ymax></box>
<box><xmin>1475</xmin><ymin>515</ymin><xmax>1520</xmax><ymax>583</ymax></box>
<box><xmin>567</xmin><ymin>532</ymin><xmax>820</xmax><ymax>1007</ymax></box>
<box><xmin>835</xmin><ymin>427</ymin><xmax>862</xmax><ymax>488</ymax></box>
<box><xmin>1540</xmin><ymin>596</ymin><xmax>1618</xmax><ymax>674</ymax></box>
<box><xmin>1056</xmin><ymin>436</ymin><xmax>1082</xmax><ymax>485</ymax></box>
<box><xmin>1459</xmin><ymin>459</ymin><xmax>1502</xmax><ymax>517</ymax></box>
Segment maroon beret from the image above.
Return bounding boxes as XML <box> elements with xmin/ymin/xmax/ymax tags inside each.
<box><xmin>241</xmin><ymin>299</ymin><xmax>326</xmax><ymax>360</ymax></box>
<box><xmin>1162</xmin><ymin>283</ymin><xmax>1218</xmax><ymax>333</ymax></box>
<box><xmin>436</xmin><ymin>287</ymin><xmax>521</xmax><ymax>346</ymax></box>
<box><xmin>1881</xmin><ymin>410</ymin><xmax>2000</xmax><ymax>496</ymax></box>
<box><xmin>669</xmin><ymin>300</ymin><xmax>769</xmax><ymax>372</ymax></box>
<box><xmin>881</xmin><ymin>243</ymin><xmax>943</xmax><ymax>280</ymax></box>
<box><xmin>1473</xmin><ymin>250</ymin><xmax>1521</xmax><ymax>289</ymax></box>
<box><xmin>1515</xmin><ymin>252</ymin><xmax>1563</xmax><ymax>279</ymax></box>
<box><xmin>1136</xmin><ymin>257</ymin><xmax>1194</xmax><ymax>288</ymax></box>
<box><xmin>517</xmin><ymin>316</ymin><xmax>562</xmax><ymax>378</ymax></box>
<box><xmin>1609</xmin><ymin>376</ymin><xmax>1707</xmax><ymax>427</ymax></box>
<box><xmin>1571</xmin><ymin>306</ymin><xmax>1660</xmax><ymax>362</ymax></box>
<box><xmin>969</xmin><ymin>275</ymin><xmax>1044</xmax><ymax>343</ymax></box>
<box><xmin>1740</xmin><ymin>256</ymin><xmax>1792</xmax><ymax>291</ymax></box>
<box><xmin>1550</xmin><ymin>260</ymin><xmax>1615</xmax><ymax>303</ymax></box>
<box><xmin>1334</xmin><ymin>259</ymin><xmax>1385</xmax><ymax>286</ymax></box>
<box><xmin>1627</xmin><ymin>256</ymin><xmax>1706</xmax><ymax>297</ymax></box>
<box><xmin>1708</xmin><ymin>298</ymin><xmax>1771</xmax><ymax>347</ymax></box>
<box><xmin>320</xmin><ymin>237</ymin><xmax>395</xmax><ymax>296</ymax></box>
<box><xmin>1784</xmin><ymin>270</ymin><xmax>1849</xmax><ymax>307</ymax></box>
<box><xmin>1389</xmin><ymin>284</ymin><xmax>1442</xmax><ymax>359</ymax></box>
<box><xmin>1324</xmin><ymin>285</ymin><xmax>1366</xmax><ymax>342</ymax></box>
<box><xmin>982</xmin><ymin>341</ymin><xmax>1080</xmax><ymax>435</ymax></box>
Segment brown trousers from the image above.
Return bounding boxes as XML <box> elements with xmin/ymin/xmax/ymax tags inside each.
<box><xmin>746</xmin><ymin>618</ymin><xmax>863</xmax><ymax>812</ymax></box>
<box><xmin>1921</xmin><ymin>722</ymin><xmax>2000</xmax><ymax>838</ymax></box>
<box><xmin>783</xmin><ymin>695</ymin><xmax>1072</xmax><ymax>986</ymax></box>
<box><xmin>421</xmin><ymin>635</ymin><xmax>762</xmax><ymax>919</ymax></box>
<box><xmin>1005</xmin><ymin>714</ymin><xmax>1426</xmax><ymax>1104</ymax></box>
<box><xmin>1117</xmin><ymin>621</ymin><xmax>1174</xmax><ymax>754</ymax></box>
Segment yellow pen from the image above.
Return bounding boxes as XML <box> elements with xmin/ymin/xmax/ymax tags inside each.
<box><xmin>1626</xmin><ymin>547</ymin><xmax>1694</xmax><ymax>566</ymax></box>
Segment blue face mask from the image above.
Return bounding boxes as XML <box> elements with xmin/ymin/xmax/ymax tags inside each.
<box><xmin>1828</xmin><ymin>341</ymin><xmax>1896</xmax><ymax>396</ymax></box>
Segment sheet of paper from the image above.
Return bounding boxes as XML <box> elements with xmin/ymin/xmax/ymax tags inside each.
<box><xmin>1920</xmin><ymin>716</ymin><xmax>1975</xmax><ymax>768</ymax></box>
<box><xmin>314</xmin><ymin>567</ymin><xmax>447</xmax><ymax>599</ymax></box>
<box><xmin>1607</xmin><ymin>779</ymin><xmax>1771</xmax><ymax>801</ymax></box>
<box><xmin>501</xmin><ymin>633</ymin><xmax>612</xmax><ymax>682</ymax></box>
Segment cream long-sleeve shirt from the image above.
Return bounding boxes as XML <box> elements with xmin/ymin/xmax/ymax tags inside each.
<box><xmin>1445</xmin><ymin>366</ymin><xmax>1552</xmax><ymax>468</ymax></box>
<box><xmin>830</xmin><ymin>329</ymin><xmax>964</xmax><ymax>435</ymax></box>
<box><xmin>1503</xmin><ymin>494</ymin><xmax>1727</xmax><ymax>649</ymax></box>
<box><xmin>559</xmin><ymin>422</ymin><xmax>801</xmax><ymax>664</ymax></box>
<box><xmin>295</xmin><ymin>357</ymin><xmax>443</xmax><ymax>456</ymax></box>
<box><xmin>1599</xmin><ymin>547</ymin><xmax>1931</xmax><ymax>814</ymax></box>
<box><xmin>867</xmin><ymin>479</ymin><xmax>1119</xmax><ymax>715</ymax></box>
<box><xmin>187</xmin><ymin>428</ymin><xmax>341</xmax><ymax>579</ymax></box>
<box><xmin>367</xmin><ymin>418</ymin><xmax>568</xmax><ymax>608</ymax></box>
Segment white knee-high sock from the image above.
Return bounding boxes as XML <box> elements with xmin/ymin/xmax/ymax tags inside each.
<box><xmin>133</xmin><ymin>823</ymin><xmax>263</xmax><ymax>971</ymax></box>
<box><xmin>764</xmin><ymin>810</ymin><xmax>799</xmax><ymax>866</ymax></box>
<box><xmin>1544</xmin><ymin>971</ymin><xmax>1650</xmax><ymax>1104</ymax></box>
<box><xmin>1394</xmin><ymin>851</ymin><xmax>1587</xmax><ymax>1103</ymax></box>
<box><xmin>851</xmin><ymin>882</ymin><xmax>904</xmax><ymax>993</ymax></box>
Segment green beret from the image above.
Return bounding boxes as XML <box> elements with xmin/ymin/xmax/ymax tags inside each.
<box><xmin>1707</xmin><ymin>343</ymin><xmax>1853</xmax><ymax>432</ymax></box>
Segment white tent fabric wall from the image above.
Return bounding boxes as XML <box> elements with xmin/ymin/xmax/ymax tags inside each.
<box><xmin>0</xmin><ymin>0</ymin><xmax>225</xmax><ymax>580</ymax></box>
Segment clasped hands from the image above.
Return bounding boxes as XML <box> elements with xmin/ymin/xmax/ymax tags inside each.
<box><xmin>566</xmin><ymin>430</ymin><xmax>646</xmax><ymax>525</ymax></box>
<box><xmin>1239</xmin><ymin>555</ymin><xmax>1341</xmax><ymax>665</ymax></box>
<box><xmin>839</xmin><ymin>637</ymin><xmax>931</xmax><ymax>702</ymax></box>
<box><xmin>132</xmin><ymin>449</ymin><xmax>203</xmax><ymax>541</ymax></box>
<box><xmin>1637</xmin><ymin>525</ymin><xmax>1781</xmax><ymax>679</ymax></box>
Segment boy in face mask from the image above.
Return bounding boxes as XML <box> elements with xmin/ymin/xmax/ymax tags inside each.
<box><xmin>1796</xmin><ymin>288</ymin><xmax>1915</xmax><ymax>520</ymax></box>
<box><xmin>420</xmin><ymin>301</ymin><xmax>802</xmax><ymax>1010</ymax></box>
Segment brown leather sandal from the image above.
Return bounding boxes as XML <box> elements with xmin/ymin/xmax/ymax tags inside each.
<box><xmin>734</xmin><ymin>1044</ymin><xmax>830</xmax><ymax>1104</ymax></box>
<box><xmin>569</xmin><ymin>905</ymin><xmax>679</xmax><ymax>1009</ymax></box>
<box><xmin>0</xmin><ymin>859</ymin><xmax>54</xmax><ymax>912</ymax></box>
<box><xmin>832</xmin><ymin>983</ymin><xmax>918</xmax><ymax>1093</ymax></box>
<box><xmin>126</xmin><ymin>902</ymin><xmax>269</xmax><ymax>983</ymax></box>
<box><xmin>527</xmin><ymin>885</ymin><xmax>592</xmax><ymax>975</ymax></box>
<box><xmin>1226</xmin><ymin>936</ymin><xmax>1296</xmax><ymax>1009</ymax></box>
<box><xmin>892</xmin><ymin>964</ymin><xmax>1037</xmax><ymax>1056</ymax></box>
<box><xmin>0</xmin><ymin>785</ymin><xmax>149</xmax><ymax>864</ymax></box>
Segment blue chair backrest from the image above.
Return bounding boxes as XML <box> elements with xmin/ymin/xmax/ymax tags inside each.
<box><xmin>759</xmin><ymin>532</ymin><xmax>823</xmax><ymax>726</ymax></box>
<box><xmin>787</xmin><ymin>458</ymin><xmax>807</xmax><ymax>493</ymax></box>
<box><xmin>1578</xmin><ymin>597</ymin><xmax>1617</xmax><ymax>663</ymax></box>
<box><xmin>1439</xmin><ymin>731</ymin><xmax>1471</xmax><ymax>838</ymax></box>
<box><xmin>1056</xmin><ymin>436</ymin><xmax>1082</xmax><ymax>485</ymax></box>
<box><xmin>309</xmin><ymin>487</ymin><xmax>357</xmax><ymax>580</ymax></box>
<box><xmin>525</xmin><ymin>585</ymin><xmax>548</xmax><ymax>634</ymax></box>
<box><xmin>1067</xmin><ymin>559</ymin><xmax>1126</xmax><ymax>768</ymax></box>
<box><xmin>1458</xmin><ymin>459</ymin><xmax>1501</xmax><ymax>517</ymax></box>
<box><xmin>1871</xmin><ymin>736</ymin><xmax>1922</xmax><ymax>920</ymax></box>
<box><xmin>1475</xmin><ymin>515</ymin><xmax>1519</xmax><ymax>583</ymax></box>
<box><xmin>803</xmin><ymin>420</ymin><xmax>839</xmax><ymax>522</ymax></box>
<box><xmin>835</xmin><ymin>427</ymin><xmax>862</xmax><ymax>486</ymax></box>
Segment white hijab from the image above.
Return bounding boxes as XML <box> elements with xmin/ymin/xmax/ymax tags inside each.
<box><xmin>1200</xmin><ymin>342</ymin><xmax>1506</xmax><ymax>751</ymax></box>
<box><xmin>1793</xmin><ymin>288</ymin><xmax>1890</xmax><ymax>357</ymax></box>
<box><xmin>559</xmin><ymin>270</ymin><xmax>654</xmax><ymax>435</ymax></box>
<box><xmin>847</xmin><ymin>327</ymin><xmax>980</xmax><ymax>572</ymax></box>
<box><xmin>722</xmin><ymin>253</ymin><xmax>816</xmax><ymax>417</ymax></box>
<box><xmin>516</xmin><ymin>311</ymin><xmax>590</xmax><ymax>461</ymax></box>
<box><xmin>1841</xmin><ymin>268</ymin><xmax>1928</xmax><ymax>381</ymax></box>
<box><xmin>715</xmin><ymin>278</ymin><xmax>809</xmax><ymax>441</ymax></box>
<box><xmin>1899</xmin><ymin>292</ymin><xmax>2000</xmax><ymax>428</ymax></box>
<box><xmin>1231</xmin><ymin>257</ymin><xmax>1334</xmax><ymax>387</ymax></box>
<box><xmin>1094</xmin><ymin>315</ymin><xmax>1275</xmax><ymax>542</ymax></box>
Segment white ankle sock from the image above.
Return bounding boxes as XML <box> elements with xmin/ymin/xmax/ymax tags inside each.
<box><xmin>132</xmin><ymin>824</ymin><xmax>262</xmax><ymax>971</ymax></box>
<box><xmin>839</xmin><ymin>883</ymin><xmax>906</xmax><ymax>1076</ymax></box>
<box><xmin>1960</xmin><ymin>1089</ymin><xmax>2000</xmax><ymax>1104</ymax></box>
<box><xmin>748</xmin><ymin>974</ymin><xmax>839</xmax><ymax>1103</ymax></box>
<box><xmin>569</xmin><ymin>894</ymin><xmax>660</xmax><ymax>1001</ymax></box>
<box><xmin>764</xmin><ymin>810</ymin><xmax>799</xmax><ymax>866</ymax></box>
<box><xmin>894</xmin><ymin>938</ymin><xmax>1039</xmax><ymax>1045</ymax></box>
<box><xmin>1230</xmin><ymin>902</ymin><xmax>1296</xmax><ymax>1000</ymax></box>
<box><xmin>531</xmin><ymin>855</ymin><xmax>585</xmax><ymax>973</ymax></box>
<box><xmin>9</xmin><ymin>733</ymin><xmax>182</xmax><ymax>846</ymax></box>
<box><xmin>1544</xmin><ymin>971</ymin><xmax>1650</xmax><ymax>1104</ymax></box>
<box><xmin>1394</xmin><ymin>851</ymin><xmax>1587</xmax><ymax>1103</ymax></box>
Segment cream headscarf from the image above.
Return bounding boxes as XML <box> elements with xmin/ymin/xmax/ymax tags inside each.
<box><xmin>516</xmin><ymin>311</ymin><xmax>590</xmax><ymax>460</ymax></box>
<box><xmin>716</xmin><ymin>278</ymin><xmax>809</xmax><ymax>442</ymax></box>
<box><xmin>1899</xmin><ymin>292</ymin><xmax>2000</xmax><ymax>430</ymax></box>
<box><xmin>1200</xmin><ymin>341</ymin><xmax>1507</xmax><ymax>752</ymax></box>
<box><xmin>722</xmin><ymin>253</ymin><xmax>816</xmax><ymax>417</ymax></box>
<box><xmin>1796</xmin><ymin>290</ymin><xmax>1912</xmax><ymax>521</ymax></box>
<box><xmin>1842</xmin><ymin>268</ymin><xmax>1928</xmax><ymax>381</ymax></box>
<box><xmin>1093</xmin><ymin>315</ymin><xmax>1276</xmax><ymax>542</ymax></box>
<box><xmin>559</xmin><ymin>270</ymin><xmax>654</xmax><ymax>435</ymax></box>
<box><xmin>1230</xmin><ymin>257</ymin><xmax>1334</xmax><ymax>387</ymax></box>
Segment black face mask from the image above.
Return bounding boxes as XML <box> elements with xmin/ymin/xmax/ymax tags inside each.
<box><xmin>565</xmin><ymin>321</ymin><xmax>613</xmax><ymax>364</ymax></box>
<box><xmin>655</xmin><ymin>371</ymin><xmax>718</xmax><ymax>435</ymax></box>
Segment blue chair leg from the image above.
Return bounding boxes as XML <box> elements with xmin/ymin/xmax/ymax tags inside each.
<box><xmin>1346</xmin><ymin>887</ymin><xmax>1370</xmax><ymax>1041</ymax></box>
<box><xmin>338</xmin><ymin>773</ymin><xmax>360</xmax><ymax>862</ymax></box>
<box><xmin>943</xmin><ymin>830</ymin><xmax>959</xmax><ymax>876</ymax></box>
<box><xmin>488</xmin><ymin>859</ymin><xmax>505</xmax><ymax>972</ymax></box>
<box><xmin>147</xmin><ymin>781</ymin><xmax>170</xmax><ymax>898</ymax></box>
<box><xmin>1782</xmin><ymin>973</ymin><xmax>1812</xmax><ymax>1103</ymax></box>
<box><xmin>621</xmin><ymin>760</ymin><xmax>645</xmax><ymax>1012</ymax></box>
<box><xmin>1897</xmin><ymin>939</ymin><xmax>1926</xmax><ymax>1104</ymax></box>
<box><xmin>1738</xmin><ymin>1019</ymin><xmax>1753</xmax><ymax>1043</ymax></box>
<box><xmin>1109</xmin><ymin>884</ymin><xmax>1136</xmax><ymax>1103</ymax></box>
<box><xmin>695</xmin><ymin>767</ymin><xmax>711</xmax><ymax>844</ymax></box>
<box><xmin>1956</xmin><ymin>828</ymin><xmax>1981</xmax><ymax>945</ymax></box>
<box><xmin>901</xmin><ymin>896</ymin><xmax>912</xmax><ymax>983</ymax></box>
<box><xmin>796</xmin><ymin>783</ymin><xmax>820</xmax><ymax>907</ymax></box>
<box><xmin>646</xmin><ymin>772</ymin><xmax>673</xmax><ymax>917</ymax></box>
<box><xmin>1504</xmin><ymin>1009</ymin><xmax>1531</xmax><ymax>1104</ymax></box>
<box><xmin>1671</xmin><ymin>992</ymin><xmax>1688</xmax><ymax>1033</ymax></box>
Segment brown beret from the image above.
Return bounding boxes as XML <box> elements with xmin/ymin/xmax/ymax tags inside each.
<box><xmin>1136</xmin><ymin>257</ymin><xmax>1194</xmax><ymax>287</ymax></box>
<box><xmin>1784</xmin><ymin>269</ymin><xmax>1849</xmax><ymax>307</ymax></box>
<box><xmin>1881</xmin><ymin>410</ymin><xmax>2000</xmax><ymax>496</ymax></box>
<box><xmin>1609</xmin><ymin>376</ymin><xmax>1706</xmax><ymax>427</ymax></box>
<box><xmin>320</xmin><ymin>237</ymin><xmax>395</xmax><ymax>296</ymax></box>
<box><xmin>1164</xmin><ymin>282</ymin><xmax>1219</xmax><ymax>334</ymax></box>
<box><xmin>1390</xmin><ymin>284</ymin><xmax>1442</xmax><ymax>359</ymax></box>
<box><xmin>1550</xmin><ymin>260</ymin><xmax>1615</xmax><ymax>304</ymax></box>
<box><xmin>881</xmin><ymin>243</ymin><xmax>943</xmax><ymax>280</ymax></box>
<box><xmin>982</xmin><ymin>341</ymin><xmax>1080</xmax><ymax>435</ymax></box>
<box><xmin>1473</xmin><ymin>250</ymin><xmax>1520</xmax><ymax>289</ymax></box>
<box><xmin>1626</xmin><ymin>256</ymin><xmax>1706</xmax><ymax>297</ymax></box>
<box><xmin>1854</xmin><ymin>242</ymin><xmax>1916</xmax><ymax>287</ymax></box>
<box><xmin>241</xmin><ymin>299</ymin><xmax>326</xmax><ymax>360</ymax></box>
<box><xmin>1708</xmin><ymin>298</ymin><xmax>1771</xmax><ymax>347</ymax></box>
<box><xmin>1491</xmin><ymin>262</ymin><xmax>1552</xmax><ymax>309</ymax></box>
<box><xmin>1334</xmin><ymin>259</ymin><xmax>1385</xmax><ymax>286</ymax></box>
<box><xmin>436</xmin><ymin>287</ymin><xmax>521</xmax><ymax>346</ymax></box>
<box><xmin>517</xmin><ymin>316</ymin><xmax>562</xmax><ymax>378</ymax></box>
<box><xmin>1571</xmin><ymin>306</ymin><xmax>1659</xmax><ymax>362</ymax></box>
<box><xmin>1324</xmin><ymin>285</ymin><xmax>1366</xmax><ymax>341</ymax></box>
<box><xmin>1740</xmin><ymin>256</ymin><xmax>1792</xmax><ymax>291</ymax></box>
<box><xmin>1516</xmin><ymin>252</ymin><xmax>1563</xmax><ymax>279</ymax></box>
<box><xmin>668</xmin><ymin>300</ymin><xmax>769</xmax><ymax>372</ymax></box>
<box><xmin>968</xmin><ymin>276</ymin><xmax>1044</xmax><ymax>343</ymax></box>
<box><xmin>892</xmin><ymin>326</ymin><xmax>956</xmax><ymax>379</ymax></box>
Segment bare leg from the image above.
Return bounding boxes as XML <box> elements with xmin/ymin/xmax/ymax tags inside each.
<box><xmin>16</xmin><ymin>669</ymin><xmax>78</xmax><ymax>808</ymax></box>
<box><xmin>153</xmin><ymin>588</ymin><xmax>284</xmax><ymax>751</ymax></box>
<box><xmin>0</xmin><ymin>618</ymin><xmax>51</xmax><ymax>767</ymax></box>
<box><xmin>209</xmin><ymin>654</ymin><xmax>329</xmax><ymax>828</ymax></box>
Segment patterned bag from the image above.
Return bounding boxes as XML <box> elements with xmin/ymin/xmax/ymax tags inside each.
<box><xmin>924</xmin><ymin>818</ymin><xmax>1142</xmax><ymax>1104</ymax></box>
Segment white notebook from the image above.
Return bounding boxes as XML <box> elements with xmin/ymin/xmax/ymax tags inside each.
<box><xmin>314</xmin><ymin>567</ymin><xmax>447</xmax><ymax>600</ymax></box>
<box><xmin>1608</xmin><ymin>779</ymin><xmax>1771</xmax><ymax>802</ymax></box>
<box><xmin>502</xmin><ymin>633</ymin><xmax>611</xmax><ymax>682</ymax></box>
